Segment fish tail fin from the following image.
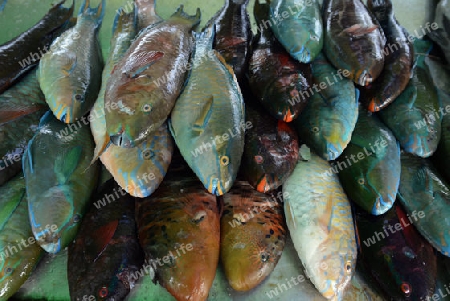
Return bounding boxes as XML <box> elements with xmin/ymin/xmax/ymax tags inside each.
<box><xmin>193</xmin><ymin>24</ymin><xmax>215</xmax><ymax>58</ymax></box>
<box><xmin>134</xmin><ymin>0</ymin><xmax>161</xmax><ymax>29</ymax></box>
<box><xmin>170</xmin><ymin>5</ymin><xmax>201</xmax><ymax>30</ymax></box>
<box><xmin>368</xmin><ymin>0</ymin><xmax>393</xmax><ymax>14</ymax></box>
<box><xmin>113</xmin><ymin>3</ymin><xmax>136</xmax><ymax>36</ymax></box>
<box><xmin>231</xmin><ymin>0</ymin><xmax>249</xmax><ymax>5</ymax></box>
<box><xmin>79</xmin><ymin>0</ymin><xmax>106</xmax><ymax>28</ymax></box>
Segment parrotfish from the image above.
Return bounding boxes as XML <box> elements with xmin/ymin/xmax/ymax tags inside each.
<box><xmin>0</xmin><ymin>0</ymin><xmax>74</xmax><ymax>94</ymax></box>
<box><xmin>135</xmin><ymin>173</ymin><xmax>220</xmax><ymax>301</ymax></box>
<box><xmin>22</xmin><ymin>111</ymin><xmax>100</xmax><ymax>253</ymax></box>
<box><xmin>427</xmin><ymin>0</ymin><xmax>450</xmax><ymax>64</ymax></box>
<box><xmin>90</xmin><ymin>4</ymin><xmax>172</xmax><ymax>198</ymax></box>
<box><xmin>292</xmin><ymin>53</ymin><xmax>358</xmax><ymax>161</ymax></box>
<box><xmin>433</xmin><ymin>254</ymin><xmax>450</xmax><ymax>301</ymax></box>
<box><xmin>105</xmin><ymin>6</ymin><xmax>201</xmax><ymax>148</ymax></box>
<box><xmin>135</xmin><ymin>0</ymin><xmax>162</xmax><ymax>31</ymax></box>
<box><xmin>283</xmin><ymin>149</ymin><xmax>357</xmax><ymax>300</ymax></box>
<box><xmin>323</xmin><ymin>0</ymin><xmax>386</xmax><ymax>86</ymax></box>
<box><xmin>169</xmin><ymin>25</ymin><xmax>245</xmax><ymax>196</ymax></box>
<box><xmin>269</xmin><ymin>0</ymin><xmax>323</xmax><ymax>63</ymax></box>
<box><xmin>205</xmin><ymin>0</ymin><xmax>253</xmax><ymax>83</ymax></box>
<box><xmin>343</xmin><ymin>260</ymin><xmax>387</xmax><ymax>301</ymax></box>
<box><xmin>38</xmin><ymin>0</ymin><xmax>105</xmax><ymax>123</ymax></box>
<box><xmin>335</xmin><ymin>106</ymin><xmax>401</xmax><ymax>215</ymax></box>
<box><xmin>0</xmin><ymin>174</ymin><xmax>44</xmax><ymax>301</ymax></box>
<box><xmin>362</xmin><ymin>0</ymin><xmax>414</xmax><ymax>112</ymax></box>
<box><xmin>0</xmin><ymin>68</ymin><xmax>47</xmax><ymax>185</ymax></box>
<box><xmin>221</xmin><ymin>181</ymin><xmax>286</xmax><ymax>291</ymax></box>
<box><xmin>241</xmin><ymin>105</ymin><xmax>299</xmax><ymax>193</ymax></box>
<box><xmin>398</xmin><ymin>152</ymin><xmax>450</xmax><ymax>256</ymax></box>
<box><xmin>355</xmin><ymin>203</ymin><xmax>437</xmax><ymax>300</ymax></box>
<box><xmin>378</xmin><ymin>39</ymin><xmax>441</xmax><ymax>158</ymax></box>
<box><xmin>248</xmin><ymin>0</ymin><xmax>312</xmax><ymax>122</ymax></box>
<box><xmin>68</xmin><ymin>179</ymin><xmax>144</xmax><ymax>301</ymax></box>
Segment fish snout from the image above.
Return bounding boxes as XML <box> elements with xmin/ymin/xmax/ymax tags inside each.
<box><xmin>110</xmin><ymin>133</ymin><xmax>135</xmax><ymax>148</ymax></box>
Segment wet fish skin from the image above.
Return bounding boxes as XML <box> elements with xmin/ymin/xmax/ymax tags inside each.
<box><xmin>248</xmin><ymin>0</ymin><xmax>312</xmax><ymax>122</ymax></box>
<box><xmin>363</xmin><ymin>0</ymin><xmax>414</xmax><ymax>112</ymax></box>
<box><xmin>283</xmin><ymin>151</ymin><xmax>357</xmax><ymax>300</ymax></box>
<box><xmin>135</xmin><ymin>0</ymin><xmax>162</xmax><ymax>31</ymax></box>
<box><xmin>135</xmin><ymin>176</ymin><xmax>220</xmax><ymax>301</ymax></box>
<box><xmin>378</xmin><ymin>39</ymin><xmax>441</xmax><ymax>158</ymax></box>
<box><xmin>292</xmin><ymin>53</ymin><xmax>358</xmax><ymax>161</ymax></box>
<box><xmin>398</xmin><ymin>152</ymin><xmax>450</xmax><ymax>256</ymax></box>
<box><xmin>68</xmin><ymin>179</ymin><xmax>144</xmax><ymax>301</ymax></box>
<box><xmin>169</xmin><ymin>26</ymin><xmax>245</xmax><ymax>196</ymax></box>
<box><xmin>221</xmin><ymin>181</ymin><xmax>286</xmax><ymax>291</ymax></box>
<box><xmin>0</xmin><ymin>0</ymin><xmax>74</xmax><ymax>94</ymax></box>
<box><xmin>323</xmin><ymin>0</ymin><xmax>386</xmax><ymax>86</ymax></box>
<box><xmin>22</xmin><ymin>111</ymin><xmax>100</xmax><ymax>254</ymax></box>
<box><xmin>427</xmin><ymin>0</ymin><xmax>450</xmax><ymax>64</ymax></box>
<box><xmin>206</xmin><ymin>0</ymin><xmax>253</xmax><ymax>83</ymax></box>
<box><xmin>355</xmin><ymin>203</ymin><xmax>437</xmax><ymax>300</ymax></box>
<box><xmin>241</xmin><ymin>105</ymin><xmax>299</xmax><ymax>193</ymax></box>
<box><xmin>0</xmin><ymin>175</ymin><xmax>44</xmax><ymax>301</ymax></box>
<box><xmin>269</xmin><ymin>0</ymin><xmax>323</xmax><ymax>63</ymax></box>
<box><xmin>336</xmin><ymin>106</ymin><xmax>401</xmax><ymax>215</ymax></box>
<box><xmin>90</xmin><ymin>4</ymin><xmax>172</xmax><ymax>198</ymax></box>
<box><xmin>38</xmin><ymin>0</ymin><xmax>105</xmax><ymax>124</ymax></box>
<box><xmin>105</xmin><ymin>6</ymin><xmax>201</xmax><ymax>148</ymax></box>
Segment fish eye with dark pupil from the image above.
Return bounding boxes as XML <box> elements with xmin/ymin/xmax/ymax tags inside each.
<box><xmin>142</xmin><ymin>104</ymin><xmax>152</xmax><ymax>112</ymax></box>
<box><xmin>98</xmin><ymin>286</ymin><xmax>108</xmax><ymax>298</ymax></box>
<box><xmin>261</xmin><ymin>253</ymin><xmax>269</xmax><ymax>262</ymax></box>
<box><xmin>220</xmin><ymin>156</ymin><xmax>230</xmax><ymax>166</ymax></box>
<box><xmin>400</xmin><ymin>282</ymin><xmax>411</xmax><ymax>297</ymax></box>
<box><xmin>73</xmin><ymin>214</ymin><xmax>81</xmax><ymax>223</ymax></box>
<box><xmin>5</xmin><ymin>267</ymin><xmax>13</xmax><ymax>274</ymax></box>
<box><xmin>74</xmin><ymin>94</ymin><xmax>82</xmax><ymax>102</ymax></box>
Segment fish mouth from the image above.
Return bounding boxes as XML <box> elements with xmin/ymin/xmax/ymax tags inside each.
<box><xmin>326</xmin><ymin>143</ymin><xmax>343</xmax><ymax>160</ymax></box>
<box><xmin>39</xmin><ymin>238</ymin><xmax>61</xmax><ymax>254</ymax></box>
<box><xmin>54</xmin><ymin>106</ymin><xmax>73</xmax><ymax>124</ymax></box>
<box><xmin>208</xmin><ymin>178</ymin><xmax>225</xmax><ymax>196</ymax></box>
<box><xmin>110</xmin><ymin>132</ymin><xmax>135</xmax><ymax>148</ymax></box>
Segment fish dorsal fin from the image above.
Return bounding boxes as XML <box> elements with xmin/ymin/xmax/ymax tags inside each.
<box><xmin>170</xmin><ymin>5</ymin><xmax>201</xmax><ymax>29</ymax></box>
<box><xmin>285</xmin><ymin>200</ymin><xmax>297</xmax><ymax>230</ymax></box>
<box><xmin>89</xmin><ymin>220</ymin><xmax>119</xmax><ymax>262</ymax></box>
<box><xmin>123</xmin><ymin>51</ymin><xmax>164</xmax><ymax>79</ymax></box>
<box><xmin>54</xmin><ymin>146</ymin><xmax>82</xmax><ymax>184</ymax></box>
<box><xmin>192</xmin><ymin>95</ymin><xmax>214</xmax><ymax>134</ymax></box>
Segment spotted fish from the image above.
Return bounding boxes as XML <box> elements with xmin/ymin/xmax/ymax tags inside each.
<box><xmin>283</xmin><ymin>149</ymin><xmax>357</xmax><ymax>300</ymax></box>
<box><xmin>169</xmin><ymin>25</ymin><xmax>245</xmax><ymax>196</ymax></box>
<box><xmin>0</xmin><ymin>174</ymin><xmax>44</xmax><ymax>301</ymax></box>
<box><xmin>22</xmin><ymin>111</ymin><xmax>100</xmax><ymax>253</ymax></box>
<box><xmin>221</xmin><ymin>181</ymin><xmax>286</xmax><ymax>291</ymax></box>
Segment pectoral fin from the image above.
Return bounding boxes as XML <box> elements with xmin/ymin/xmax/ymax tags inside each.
<box><xmin>58</xmin><ymin>51</ymin><xmax>77</xmax><ymax>77</ymax></box>
<box><xmin>88</xmin><ymin>220</ymin><xmax>119</xmax><ymax>262</ymax></box>
<box><xmin>340</xmin><ymin>24</ymin><xmax>379</xmax><ymax>37</ymax></box>
<box><xmin>124</xmin><ymin>51</ymin><xmax>164</xmax><ymax>78</ymax></box>
<box><xmin>192</xmin><ymin>95</ymin><xmax>214</xmax><ymax>134</ymax></box>
<box><xmin>54</xmin><ymin>146</ymin><xmax>82</xmax><ymax>184</ymax></box>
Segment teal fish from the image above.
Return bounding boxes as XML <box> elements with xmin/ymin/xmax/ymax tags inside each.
<box><xmin>269</xmin><ymin>0</ymin><xmax>323</xmax><ymax>63</ymax></box>
<box><xmin>0</xmin><ymin>175</ymin><xmax>44</xmax><ymax>301</ymax></box>
<box><xmin>283</xmin><ymin>149</ymin><xmax>357</xmax><ymax>300</ymax></box>
<box><xmin>169</xmin><ymin>26</ymin><xmax>245</xmax><ymax>196</ymax></box>
<box><xmin>398</xmin><ymin>152</ymin><xmax>450</xmax><ymax>256</ymax></box>
<box><xmin>23</xmin><ymin>111</ymin><xmax>100</xmax><ymax>253</ymax></box>
<box><xmin>38</xmin><ymin>0</ymin><xmax>105</xmax><ymax>123</ymax></box>
<box><xmin>378</xmin><ymin>39</ymin><xmax>441</xmax><ymax>158</ymax></box>
<box><xmin>336</xmin><ymin>106</ymin><xmax>401</xmax><ymax>215</ymax></box>
<box><xmin>293</xmin><ymin>53</ymin><xmax>358</xmax><ymax>160</ymax></box>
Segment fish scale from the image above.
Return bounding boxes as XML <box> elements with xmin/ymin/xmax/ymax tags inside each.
<box><xmin>283</xmin><ymin>151</ymin><xmax>357</xmax><ymax>301</ymax></box>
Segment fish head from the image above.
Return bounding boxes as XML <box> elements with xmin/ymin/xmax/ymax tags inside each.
<box><xmin>29</xmin><ymin>185</ymin><xmax>82</xmax><ymax>253</ymax></box>
<box><xmin>310</xmin><ymin>251</ymin><xmax>355</xmax><ymax>299</ymax></box>
<box><xmin>310</xmin><ymin>113</ymin><xmax>347</xmax><ymax>160</ymax></box>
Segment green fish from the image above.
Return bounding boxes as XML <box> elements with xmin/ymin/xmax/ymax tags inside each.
<box><xmin>0</xmin><ymin>174</ymin><xmax>44</xmax><ymax>301</ymax></box>
<box><xmin>22</xmin><ymin>111</ymin><xmax>99</xmax><ymax>254</ymax></box>
<box><xmin>335</xmin><ymin>106</ymin><xmax>401</xmax><ymax>215</ymax></box>
<box><xmin>398</xmin><ymin>152</ymin><xmax>450</xmax><ymax>256</ymax></box>
<box><xmin>269</xmin><ymin>0</ymin><xmax>323</xmax><ymax>63</ymax></box>
<box><xmin>283</xmin><ymin>149</ymin><xmax>357</xmax><ymax>300</ymax></box>
<box><xmin>38</xmin><ymin>0</ymin><xmax>105</xmax><ymax>124</ymax></box>
<box><xmin>169</xmin><ymin>26</ymin><xmax>246</xmax><ymax>196</ymax></box>
<box><xmin>378</xmin><ymin>39</ymin><xmax>441</xmax><ymax>158</ymax></box>
<box><xmin>104</xmin><ymin>6</ymin><xmax>201</xmax><ymax>148</ymax></box>
<box><xmin>427</xmin><ymin>0</ymin><xmax>450</xmax><ymax>64</ymax></box>
<box><xmin>293</xmin><ymin>53</ymin><xmax>359</xmax><ymax>161</ymax></box>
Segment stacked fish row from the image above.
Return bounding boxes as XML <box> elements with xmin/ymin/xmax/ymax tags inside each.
<box><xmin>0</xmin><ymin>0</ymin><xmax>450</xmax><ymax>300</ymax></box>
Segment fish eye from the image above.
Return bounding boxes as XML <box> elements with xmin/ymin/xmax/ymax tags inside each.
<box><xmin>142</xmin><ymin>104</ymin><xmax>152</xmax><ymax>113</ymax></box>
<box><xmin>5</xmin><ymin>267</ymin><xmax>13</xmax><ymax>274</ymax></box>
<box><xmin>142</xmin><ymin>149</ymin><xmax>154</xmax><ymax>160</ymax></box>
<box><xmin>220</xmin><ymin>156</ymin><xmax>230</xmax><ymax>166</ymax></box>
<box><xmin>98</xmin><ymin>286</ymin><xmax>108</xmax><ymax>298</ymax></box>
<box><xmin>261</xmin><ymin>253</ymin><xmax>270</xmax><ymax>263</ymax></box>
<box><xmin>345</xmin><ymin>261</ymin><xmax>352</xmax><ymax>274</ymax></box>
<box><xmin>312</xmin><ymin>127</ymin><xmax>320</xmax><ymax>133</ymax></box>
<box><xmin>310</xmin><ymin>34</ymin><xmax>319</xmax><ymax>41</ymax></box>
<box><xmin>400</xmin><ymin>282</ymin><xmax>411</xmax><ymax>297</ymax></box>
<box><xmin>358</xmin><ymin>178</ymin><xmax>365</xmax><ymax>185</ymax></box>
<box><xmin>73</xmin><ymin>214</ymin><xmax>81</xmax><ymax>223</ymax></box>
<box><xmin>254</xmin><ymin>155</ymin><xmax>264</xmax><ymax>164</ymax></box>
<box><xmin>74</xmin><ymin>94</ymin><xmax>83</xmax><ymax>102</ymax></box>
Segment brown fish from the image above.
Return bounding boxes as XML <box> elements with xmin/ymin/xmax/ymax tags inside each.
<box><xmin>135</xmin><ymin>0</ymin><xmax>162</xmax><ymax>31</ymax></box>
<box><xmin>135</xmin><ymin>166</ymin><xmax>220</xmax><ymax>301</ymax></box>
<box><xmin>221</xmin><ymin>181</ymin><xmax>287</xmax><ymax>291</ymax></box>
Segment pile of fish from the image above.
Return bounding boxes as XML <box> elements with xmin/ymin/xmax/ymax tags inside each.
<box><xmin>1</xmin><ymin>0</ymin><xmax>450</xmax><ymax>300</ymax></box>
